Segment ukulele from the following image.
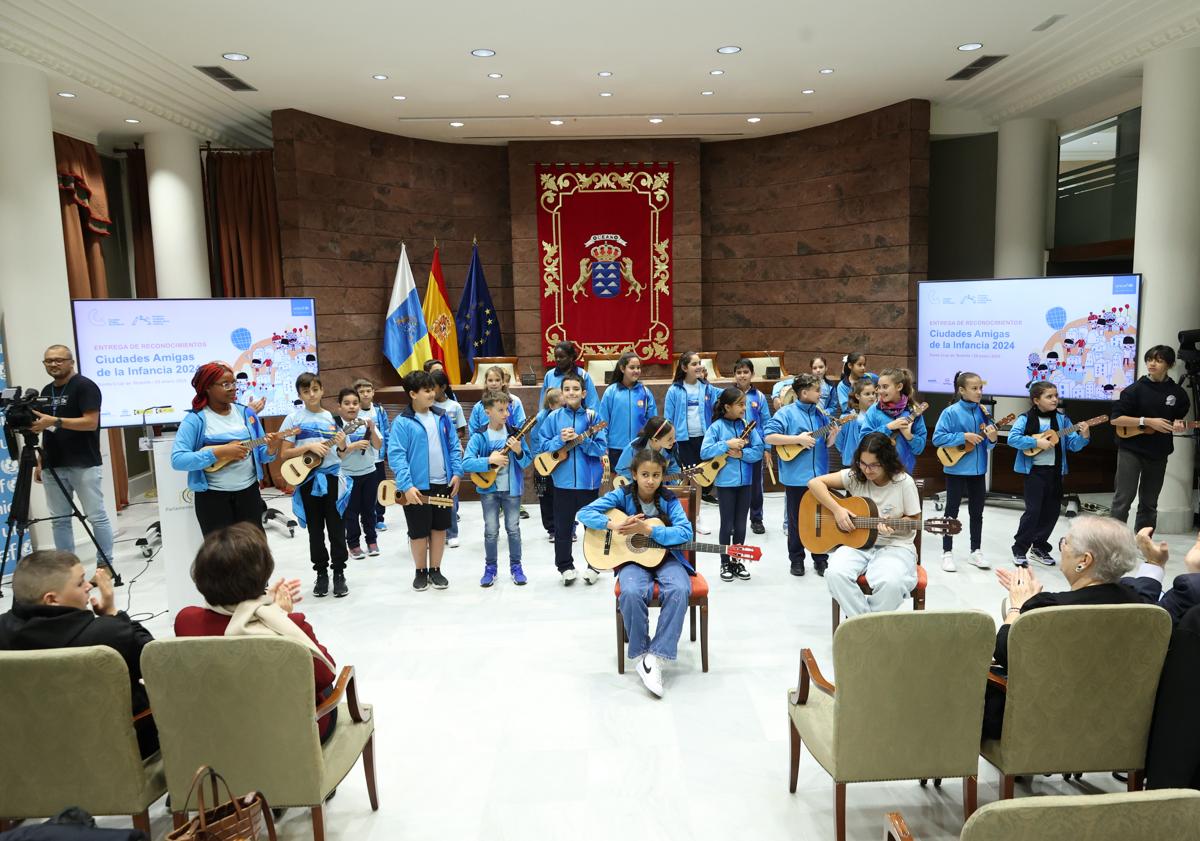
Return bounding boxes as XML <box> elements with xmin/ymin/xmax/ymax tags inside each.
<box><xmin>375</xmin><ymin>480</ymin><xmax>455</xmax><ymax>508</ymax></box>
<box><xmin>775</xmin><ymin>413</ymin><xmax>857</xmax><ymax>461</ymax></box>
<box><xmin>798</xmin><ymin>491</ymin><xmax>961</xmax><ymax>554</ymax></box>
<box><xmin>203</xmin><ymin>427</ymin><xmax>297</xmax><ymax>473</ymax></box>
<box><xmin>469</xmin><ymin>416</ymin><xmax>539</xmax><ymax>489</ymax></box>
<box><xmin>1115</xmin><ymin>420</ymin><xmax>1200</xmax><ymax>439</ymax></box>
<box><xmin>280</xmin><ymin>419</ymin><xmax>366</xmax><ymax>485</ymax></box>
<box><xmin>583</xmin><ymin>508</ymin><xmax>763</xmax><ymax>571</ymax></box>
<box><xmin>612</xmin><ymin>463</ymin><xmax>705</xmax><ymax>489</ymax></box>
<box><xmin>936</xmin><ymin>411</ymin><xmax>1016</xmax><ymax>468</ymax></box>
<box><xmin>693</xmin><ymin>420</ymin><xmax>757</xmax><ymax>487</ymax></box>
<box><xmin>533</xmin><ymin>420</ymin><xmax>608</xmax><ymax>476</ymax></box>
<box><xmin>1021</xmin><ymin>415</ymin><xmax>1109</xmax><ymax>456</ymax></box>
<box><xmin>888</xmin><ymin>402</ymin><xmax>929</xmax><ymax>442</ymax></box>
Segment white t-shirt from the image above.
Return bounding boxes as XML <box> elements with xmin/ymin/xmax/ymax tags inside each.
<box><xmin>486</xmin><ymin>427</ymin><xmax>509</xmax><ymax>487</ymax></box>
<box><xmin>839</xmin><ymin>468</ymin><xmax>921</xmax><ymax>546</ymax></box>
<box><xmin>435</xmin><ymin>398</ymin><xmax>467</xmax><ymax>430</ymax></box>
<box><xmin>417</xmin><ymin>411</ymin><xmax>447</xmax><ymax>484</ymax></box>
<box><xmin>282</xmin><ymin>407</ymin><xmax>341</xmax><ymax>473</ymax></box>
<box><xmin>684</xmin><ymin>381</ymin><xmax>704</xmax><ymax>437</ymax></box>
<box><xmin>201</xmin><ymin>407</ymin><xmax>257</xmax><ymax>491</ymax></box>
<box><xmin>338</xmin><ymin>418</ymin><xmax>378</xmax><ymax>477</ymax></box>
<box><xmin>1032</xmin><ymin>417</ymin><xmax>1056</xmax><ymax>467</ymax></box>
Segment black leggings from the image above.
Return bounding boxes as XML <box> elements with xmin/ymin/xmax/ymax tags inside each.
<box><xmin>194</xmin><ymin>484</ymin><xmax>264</xmax><ymax>536</ymax></box>
<box><xmin>676</xmin><ymin>437</ymin><xmax>702</xmax><ymax>468</ymax></box>
<box><xmin>716</xmin><ymin>485</ymin><xmax>751</xmax><ymax>564</ymax></box>
<box><xmin>943</xmin><ymin>474</ymin><xmax>986</xmax><ymax>552</ymax></box>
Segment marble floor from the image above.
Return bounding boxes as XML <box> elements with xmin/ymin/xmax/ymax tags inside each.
<box><xmin>42</xmin><ymin>489</ymin><xmax>1200</xmax><ymax>841</ymax></box>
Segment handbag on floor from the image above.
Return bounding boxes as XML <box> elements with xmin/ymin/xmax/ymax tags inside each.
<box><xmin>166</xmin><ymin>766</ymin><xmax>276</xmax><ymax>841</ymax></box>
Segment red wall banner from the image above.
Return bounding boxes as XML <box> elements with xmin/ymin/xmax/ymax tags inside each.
<box><xmin>535</xmin><ymin>163</ymin><xmax>674</xmax><ymax>363</ymax></box>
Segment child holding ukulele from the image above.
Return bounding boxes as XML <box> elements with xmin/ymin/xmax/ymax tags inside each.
<box><xmin>701</xmin><ymin>387</ymin><xmax>764</xmax><ymax>582</ymax></box>
<box><xmin>733</xmin><ymin>358</ymin><xmax>773</xmax><ymax>535</ymax></box>
<box><xmin>931</xmin><ymin>371</ymin><xmax>997</xmax><ymax>572</ymax></box>
<box><xmin>533</xmin><ymin>388</ymin><xmax>564</xmax><ymax>542</ymax></box>
<box><xmin>861</xmin><ymin>367</ymin><xmax>927</xmax><ymax>475</ymax></box>
<box><xmin>599</xmin><ymin>352</ymin><xmax>657</xmax><ymax>469</ymax></box>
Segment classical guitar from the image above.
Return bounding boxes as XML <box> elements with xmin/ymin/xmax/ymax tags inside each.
<box><xmin>1115</xmin><ymin>420</ymin><xmax>1200</xmax><ymax>439</ymax></box>
<box><xmin>203</xmin><ymin>427</ymin><xmax>297</xmax><ymax>473</ymax></box>
<box><xmin>280</xmin><ymin>419</ymin><xmax>366</xmax><ymax>485</ymax></box>
<box><xmin>936</xmin><ymin>412</ymin><xmax>1016</xmax><ymax>468</ymax></box>
<box><xmin>533</xmin><ymin>420</ymin><xmax>608</xmax><ymax>476</ymax></box>
<box><xmin>888</xmin><ymin>402</ymin><xmax>930</xmax><ymax>442</ymax></box>
<box><xmin>774</xmin><ymin>413</ymin><xmax>856</xmax><ymax>461</ymax></box>
<box><xmin>693</xmin><ymin>420</ymin><xmax>758</xmax><ymax>488</ymax></box>
<box><xmin>798</xmin><ymin>492</ymin><xmax>961</xmax><ymax>554</ymax></box>
<box><xmin>1021</xmin><ymin>415</ymin><xmax>1109</xmax><ymax>456</ymax></box>
<box><xmin>375</xmin><ymin>480</ymin><xmax>454</xmax><ymax>508</ymax></box>
<box><xmin>612</xmin><ymin>463</ymin><xmax>704</xmax><ymax>489</ymax></box>
<box><xmin>469</xmin><ymin>416</ymin><xmax>539</xmax><ymax>489</ymax></box>
<box><xmin>583</xmin><ymin>508</ymin><xmax>762</xmax><ymax>571</ymax></box>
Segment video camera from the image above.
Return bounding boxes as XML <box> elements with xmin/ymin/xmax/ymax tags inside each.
<box><xmin>0</xmin><ymin>386</ymin><xmax>53</xmax><ymax>455</ymax></box>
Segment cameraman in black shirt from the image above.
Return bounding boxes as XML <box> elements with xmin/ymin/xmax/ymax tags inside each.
<box><xmin>27</xmin><ymin>344</ymin><xmax>114</xmax><ymax>568</ymax></box>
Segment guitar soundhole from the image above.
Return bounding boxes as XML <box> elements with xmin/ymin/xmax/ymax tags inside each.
<box><xmin>628</xmin><ymin>535</ymin><xmax>649</xmax><ymax>553</ymax></box>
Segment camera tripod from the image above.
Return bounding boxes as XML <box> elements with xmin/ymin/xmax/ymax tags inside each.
<box><xmin>0</xmin><ymin>429</ymin><xmax>119</xmax><ymax>600</ymax></box>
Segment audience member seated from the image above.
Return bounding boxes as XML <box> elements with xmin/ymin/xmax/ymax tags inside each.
<box><xmin>0</xmin><ymin>551</ymin><xmax>158</xmax><ymax>757</ymax></box>
<box><xmin>1145</xmin><ymin>602</ymin><xmax>1200</xmax><ymax>790</ymax></box>
<box><xmin>1127</xmin><ymin>529</ymin><xmax>1200</xmax><ymax>625</ymax></box>
<box><xmin>174</xmin><ymin>522</ymin><xmax>340</xmax><ymax>742</ymax></box>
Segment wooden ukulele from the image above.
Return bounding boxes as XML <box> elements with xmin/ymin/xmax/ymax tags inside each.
<box><xmin>612</xmin><ymin>463</ymin><xmax>704</xmax><ymax>489</ymax></box>
<box><xmin>533</xmin><ymin>420</ymin><xmax>608</xmax><ymax>476</ymax></box>
<box><xmin>775</xmin><ymin>413</ymin><xmax>856</xmax><ymax>461</ymax></box>
<box><xmin>693</xmin><ymin>420</ymin><xmax>757</xmax><ymax>487</ymax></box>
<box><xmin>583</xmin><ymin>508</ymin><xmax>763</xmax><ymax>571</ymax></box>
<box><xmin>375</xmin><ymin>481</ymin><xmax>455</xmax><ymax>508</ymax></box>
<box><xmin>280</xmin><ymin>419</ymin><xmax>367</xmax><ymax>485</ymax></box>
<box><xmin>1021</xmin><ymin>415</ymin><xmax>1108</xmax><ymax>455</ymax></box>
<box><xmin>797</xmin><ymin>491</ymin><xmax>961</xmax><ymax>554</ymax></box>
<box><xmin>203</xmin><ymin>427</ymin><xmax>297</xmax><ymax>473</ymax></box>
<box><xmin>469</xmin><ymin>416</ymin><xmax>538</xmax><ymax>489</ymax></box>
<box><xmin>1115</xmin><ymin>419</ymin><xmax>1200</xmax><ymax>439</ymax></box>
<box><xmin>936</xmin><ymin>411</ymin><xmax>1016</xmax><ymax>468</ymax></box>
<box><xmin>888</xmin><ymin>402</ymin><xmax>929</xmax><ymax>442</ymax></box>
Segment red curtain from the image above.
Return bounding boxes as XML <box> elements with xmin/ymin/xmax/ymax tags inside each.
<box><xmin>125</xmin><ymin>147</ymin><xmax>158</xmax><ymax>298</ymax></box>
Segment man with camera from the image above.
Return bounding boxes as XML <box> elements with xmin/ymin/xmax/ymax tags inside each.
<box><xmin>27</xmin><ymin>344</ymin><xmax>114</xmax><ymax>567</ymax></box>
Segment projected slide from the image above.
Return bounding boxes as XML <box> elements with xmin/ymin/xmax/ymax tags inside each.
<box><xmin>917</xmin><ymin>275</ymin><xmax>1140</xmax><ymax>399</ymax></box>
<box><xmin>73</xmin><ymin>298</ymin><xmax>318</xmax><ymax>427</ymax></box>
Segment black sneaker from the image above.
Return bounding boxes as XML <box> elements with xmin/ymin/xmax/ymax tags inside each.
<box><xmin>733</xmin><ymin>561</ymin><xmax>751</xmax><ymax>581</ymax></box>
<box><xmin>413</xmin><ymin>569</ymin><xmax>429</xmax><ymax>591</ymax></box>
<box><xmin>333</xmin><ymin>573</ymin><xmax>349</xmax><ymax>598</ymax></box>
<box><xmin>790</xmin><ymin>561</ymin><xmax>806</xmax><ymax>577</ymax></box>
<box><xmin>814</xmin><ymin>559</ymin><xmax>828</xmax><ymax>578</ymax></box>
<box><xmin>750</xmin><ymin>520</ymin><xmax>765</xmax><ymax>535</ymax></box>
<box><xmin>702</xmin><ymin>492</ymin><xmax>719</xmax><ymax>505</ymax></box>
<box><xmin>519</xmin><ymin>507</ymin><xmax>530</xmax><ymax>519</ymax></box>
<box><xmin>720</xmin><ymin>561</ymin><xmax>735</xmax><ymax>582</ymax></box>
<box><xmin>428</xmin><ymin>568</ymin><xmax>449</xmax><ymax>589</ymax></box>
<box><xmin>313</xmin><ymin>572</ymin><xmax>329</xmax><ymax>597</ymax></box>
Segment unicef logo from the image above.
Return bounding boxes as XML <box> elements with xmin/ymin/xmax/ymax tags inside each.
<box><xmin>181</xmin><ymin>488</ymin><xmax>195</xmax><ymax>505</ymax></box>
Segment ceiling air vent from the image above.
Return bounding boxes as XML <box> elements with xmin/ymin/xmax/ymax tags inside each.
<box><xmin>946</xmin><ymin>55</ymin><xmax>1007</xmax><ymax>81</ymax></box>
<box><xmin>194</xmin><ymin>65</ymin><xmax>257</xmax><ymax>92</ymax></box>
<box><xmin>1032</xmin><ymin>14</ymin><xmax>1066</xmax><ymax>32</ymax></box>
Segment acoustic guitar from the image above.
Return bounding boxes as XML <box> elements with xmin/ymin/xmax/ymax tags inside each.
<box><xmin>612</xmin><ymin>463</ymin><xmax>704</xmax><ymax>489</ymax></box>
<box><xmin>469</xmin><ymin>416</ymin><xmax>539</xmax><ymax>489</ymax></box>
<box><xmin>935</xmin><ymin>412</ymin><xmax>1016</xmax><ymax>468</ymax></box>
<box><xmin>533</xmin><ymin>420</ymin><xmax>608</xmax><ymax>476</ymax></box>
<box><xmin>797</xmin><ymin>491</ymin><xmax>961</xmax><ymax>554</ymax></box>
<box><xmin>280</xmin><ymin>419</ymin><xmax>367</xmax><ymax>485</ymax></box>
<box><xmin>583</xmin><ymin>508</ymin><xmax>762</xmax><ymax>571</ymax></box>
<box><xmin>1115</xmin><ymin>419</ymin><xmax>1200</xmax><ymax>439</ymax></box>
<box><xmin>1021</xmin><ymin>415</ymin><xmax>1108</xmax><ymax>456</ymax></box>
<box><xmin>692</xmin><ymin>420</ymin><xmax>757</xmax><ymax>487</ymax></box>
<box><xmin>375</xmin><ymin>480</ymin><xmax>454</xmax><ymax>509</ymax></box>
<box><xmin>203</xmin><ymin>427</ymin><xmax>297</xmax><ymax>473</ymax></box>
<box><xmin>774</xmin><ymin>413</ymin><xmax>856</xmax><ymax>461</ymax></box>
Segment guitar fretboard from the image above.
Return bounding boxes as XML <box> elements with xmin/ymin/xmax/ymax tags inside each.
<box><xmin>637</xmin><ymin>538</ymin><xmax>731</xmax><ymax>554</ymax></box>
<box><xmin>817</xmin><ymin>513</ymin><xmax>920</xmax><ymax>531</ymax></box>
<box><xmin>553</xmin><ymin>425</ymin><xmax>604</xmax><ymax>456</ymax></box>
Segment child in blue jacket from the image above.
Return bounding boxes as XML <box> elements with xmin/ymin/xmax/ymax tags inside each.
<box><xmin>540</xmin><ymin>341</ymin><xmax>598</xmax><ymax>410</ymax></box>
<box><xmin>599</xmin><ymin>352</ymin><xmax>658</xmax><ymax>467</ymax></box>
<box><xmin>663</xmin><ymin>351</ymin><xmax>722</xmax><ymax>470</ymax></box>
<box><xmin>701</xmin><ymin>387</ymin><xmax>764</xmax><ymax>582</ymax></box>
<box><xmin>532</xmin><ymin>388</ymin><xmax>563</xmax><ymax>541</ymax></box>
<box><xmin>614</xmin><ymin>417</ymin><xmax>681</xmax><ymax>482</ymax></box>
<box><xmin>861</xmin><ymin>368</ymin><xmax>927</xmax><ymax>474</ymax></box>
<box><xmin>733</xmin><ymin>358</ymin><xmax>774</xmax><ymax>535</ymax></box>
<box><xmin>931</xmin><ymin>371</ymin><xmax>998</xmax><ymax>573</ymax></box>
<box><xmin>835</xmin><ymin>378</ymin><xmax>876</xmax><ymax>463</ymax></box>
<box><xmin>1006</xmin><ymin>381</ymin><xmax>1091</xmax><ymax>567</ymax></box>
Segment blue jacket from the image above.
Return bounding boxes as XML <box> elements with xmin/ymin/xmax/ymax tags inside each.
<box><xmin>540</xmin><ymin>366</ymin><xmax>598</xmax><ymax>410</ymax></box>
<box><xmin>462</xmin><ymin>423</ymin><xmax>534</xmax><ymax>496</ymax></box>
<box><xmin>537</xmin><ymin>405</ymin><xmax>607</xmax><ymax>490</ymax></box>
<box><xmin>834</xmin><ymin>413</ymin><xmax>869</xmax><ymax>464</ymax></box>
<box><xmin>763</xmin><ymin>402</ymin><xmax>829</xmax><ymax>486</ymax></box>
<box><xmin>577</xmin><ymin>486</ymin><xmax>695</xmax><ymax>574</ymax></box>
<box><xmin>1006</xmin><ymin>411</ymin><xmax>1088</xmax><ymax>476</ymax></box>
<box><xmin>614</xmin><ymin>441</ymin><xmax>681</xmax><ymax>481</ymax></box>
<box><xmin>932</xmin><ymin>400</ymin><xmax>996</xmax><ymax>476</ymax></box>
<box><xmin>386</xmin><ymin>406</ymin><xmax>464</xmax><ymax>491</ymax></box>
<box><xmin>827</xmin><ymin>373</ymin><xmax>878</xmax><ymax>415</ymax></box>
<box><xmin>598</xmin><ymin>381</ymin><xmax>657</xmax><ymax>451</ymax></box>
<box><xmin>364</xmin><ymin>403</ymin><xmax>389</xmax><ymax>461</ymax></box>
<box><xmin>467</xmin><ymin>392</ymin><xmax>527</xmax><ymax>435</ymax></box>
<box><xmin>663</xmin><ymin>381</ymin><xmax>721</xmax><ymax>442</ymax></box>
<box><xmin>742</xmin><ymin>387</ymin><xmax>773</xmax><ymax>450</ymax></box>
<box><xmin>170</xmin><ymin>404</ymin><xmax>273</xmax><ymax>492</ymax></box>
<box><xmin>700</xmin><ymin>418</ymin><xmax>764</xmax><ymax>487</ymax></box>
<box><xmin>861</xmin><ymin>404</ymin><xmax>928</xmax><ymax>474</ymax></box>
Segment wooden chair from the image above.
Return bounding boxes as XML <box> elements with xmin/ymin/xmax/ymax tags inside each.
<box><xmin>585</xmin><ymin>353</ymin><xmax>624</xmax><ymax>385</ymax></box>
<box><xmin>469</xmin><ymin>356</ymin><xmax>519</xmax><ymax>385</ymax></box>
<box><xmin>737</xmin><ymin>350</ymin><xmax>789</xmax><ymax>379</ymax></box>
<box><xmin>830</xmin><ymin>479</ymin><xmax>927</xmax><ymax>632</ymax></box>
<box><xmin>615</xmin><ymin>483</ymin><xmax>709</xmax><ymax>673</ymax></box>
<box><xmin>673</xmin><ymin>351</ymin><xmax>722</xmax><ymax>379</ymax></box>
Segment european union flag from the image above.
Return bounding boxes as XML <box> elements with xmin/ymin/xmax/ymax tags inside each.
<box><xmin>456</xmin><ymin>243</ymin><xmax>504</xmax><ymax>380</ymax></box>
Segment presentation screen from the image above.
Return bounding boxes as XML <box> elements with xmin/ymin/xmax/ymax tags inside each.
<box><xmin>917</xmin><ymin>275</ymin><xmax>1141</xmax><ymax>399</ymax></box>
<box><xmin>72</xmin><ymin>297</ymin><xmax>318</xmax><ymax>428</ymax></box>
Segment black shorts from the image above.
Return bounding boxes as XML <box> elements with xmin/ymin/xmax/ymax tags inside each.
<box><xmin>402</xmin><ymin>482</ymin><xmax>454</xmax><ymax>539</ymax></box>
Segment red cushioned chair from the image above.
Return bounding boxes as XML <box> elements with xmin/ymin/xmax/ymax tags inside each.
<box><xmin>614</xmin><ymin>483</ymin><xmax>709</xmax><ymax>673</ymax></box>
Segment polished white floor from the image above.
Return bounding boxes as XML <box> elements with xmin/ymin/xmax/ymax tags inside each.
<box><xmin>78</xmin><ymin>489</ymin><xmax>1195</xmax><ymax>841</ymax></box>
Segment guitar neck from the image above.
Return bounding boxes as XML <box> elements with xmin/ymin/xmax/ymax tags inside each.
<box><xmin>849</xmin><ymin>517</ymin><xmax>920</xmax><ymax>531</ymax></box>
<box><xmin>647</xmin><ymin>539</ymin><xmax>732</xmax><ymax>554</ymax></box>
<box><xmin>557</xmin><ymin>426</ymin><xmax>602</xmax><ymax>455</ymax></box>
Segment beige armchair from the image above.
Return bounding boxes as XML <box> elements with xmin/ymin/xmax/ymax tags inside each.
<box><xmin>142</xmin><ymin>637</ymin><xmax>377</xmax><ymax>841</ymax></box>
<box><xmin>885</xmin><ymin>789</ymin><xmax>1200</xmax><ymax>841</ymax></box>
<box><xmin>0</xmin><ymin>647</ymin><xmax>165</xmax><ymax>834</ymax></box>
<box><xmin>584</xmin><ymin>353</ymin><xmax>623</xmax><ymax>385</ymax></box>
<box><xmin>469</xmin><ymin>356</ymin><xmax>519</xmax><ymax>385</ymax></box>
<box><xmin>788</xmin><ymin>610</ymin><xmax>995</xmax><ymax>841</ymax></box>
<box><xmin>982</xmin><ymin>604</ymin><xmax>1171</xmax><ymax>798</ymax></box>
<box><xmin>736</xmin><ymin>350</ymin><xmax>789</xmax><ymax>379</ymax></box>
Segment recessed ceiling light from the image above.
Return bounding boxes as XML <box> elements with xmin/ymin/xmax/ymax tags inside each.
<box><xmin>372</xmin><ymin>74</ymin><xmax>388</xmax><ymax>81</ymax></box>
<box><xmin>701</xmin><ymin>90</ymin><xmax>715</xmax><ymax>96</ymax></box>
<box><xmin>802</xmin><ymin>88</ymin><xmax>815</xmax><ymax>94</ymax></box>
<box><xmin>747</xmin><ymin>117</ymin><xmax>761</xmax><ymax>123</ymax></box>
<box><xmin>487</xmin><ymin>72</ymin><xmax>503</xmax><ymax>79</ymax></box>
<box><xmin>717</xmin><ymin>46</ymin><xmax>741</xmax><ymax>54</ymax></box>
<box><xmin>597</xmin><ymin>71</ymin><xmax>613</xmax><ymax>77</ymax></box>
<box><xmin>599</xmin><ymin>91</ymin><xmax>613</xmax><ymax>97</ymax></box>
<box><xmin>124</xmin><ymin>118</ymin><xmax>140</xmax><ymax>124</ymax></box>
<box><xmin>222</xmin><ymin>52</ymin><xmax>249</xmax><ymax>62</ymax></box>
<box><xmin>471</xmin><ymin>49</ymin><xmax>496</xmax><ymax>58</ymax></box>
<box><xmin>56</xmin><ymin>91</ymin><xmax>76</xmax><ymax>98</ymax></box>
<box><xmin>392</xmin><ymin>95</ymin><xmax>407</xmax><ymax>101</ymax></box>
<box><xmin>819</xmin><ymin>67</ymin><xmax>834</xmax><ymax>74</ymax></box>
<box><xmin>1091</xmin><ymin>140</ymin><xmax>1100</xmax><ymax>145</ymax></box>
<box><xmin>709</xmin><ymin>69</ymin><xmax>725</xmax><ymax>76</ymax></box>
<box><xmin>549</xmin><ymin>119</ymin><xmax>564</xmax><ymax>126</ymax></box>
<box><xmin>649</xmin><ymin>117</ymin><xmax>663</xmax><ymax>124</ymax></box>
<box><xmin>449</xmin><ymin>121</ymin><xmax>464</xmax><ymax>127</ymax></box>
<box><xmin>497</xmin><ymin>93</ymin><xmax>510</xmax><ymax>99</ymax></box>
<box><xmin>957</xmin><ymin>42</ymin><xmax>984</xmax><ymax>51</ymax></box>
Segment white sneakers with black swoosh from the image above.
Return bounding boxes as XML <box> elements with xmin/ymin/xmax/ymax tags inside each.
<box><xmin>638</xmin><ymin>653</ymin><xmax>663</xmax><ymax>697</ymax></box>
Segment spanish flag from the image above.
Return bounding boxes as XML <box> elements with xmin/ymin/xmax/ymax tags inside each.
<box><xmin>421</xmin><ymin>247</ymin><xmax>462</xmax><ymax>384</ymax></box>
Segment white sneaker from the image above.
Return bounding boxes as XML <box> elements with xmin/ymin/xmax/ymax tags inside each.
<box><xmin>968</xmin><ymin>550</ymin><xmax>990</xmax><ymax>569</ymax></box>
<box><xmin>941</xmin><ymin>551</ymin><xmax>957</xmax><ymax>572</ymax></box>
<box><xmin>447</xmin><ymin>537</ymin><xmax>460</xmax><ymax>548</ymax></box>
<box><xmin>583</xmin><ymin>566</ymin><xmax>600</xmax><ymax>585</ymax></box>
<box><xmin>695</xmin><ymin>515</ymin><xmax>711</xmax><ymax>536</ymax></box>
<box><xmin>561</xmin><ymin>568</ymin><xmax>578</xmax><ymax>585</ymax></box>
<box><xmin>637</xmin><ymin>653</ymin><xmax>664</xmax><ymax>698</ymax></box>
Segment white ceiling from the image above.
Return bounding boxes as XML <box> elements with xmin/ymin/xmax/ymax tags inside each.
<box><xmin>2</xmin><ymin>0</ymin><xmax>1198</xmax><ymax>147</ymax></box>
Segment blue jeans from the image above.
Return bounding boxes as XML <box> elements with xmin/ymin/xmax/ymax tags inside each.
<box><xmin>42</xmin><ymin>465</ymin><xmax>114</xmax><ymax>566</ymax></box>
<box><xmin>480</xmin><ymin>492</ymin><xmax>522</xmax><ymax>566</ymax></box>
<box><xmin>618</xmin><ymin>558</ymin><xmax>691</xmax><ymax>661</ymax></box>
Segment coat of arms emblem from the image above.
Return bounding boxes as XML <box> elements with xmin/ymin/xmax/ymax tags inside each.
<box><xmin>569</xmin><ymin>233</ymin><xmax>645</xmax><ymax>303</ymax></box>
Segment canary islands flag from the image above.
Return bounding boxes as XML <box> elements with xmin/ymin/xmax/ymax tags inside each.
<box><xmin>383</xmin><ymin>243</ymin><xmax>433</xmax><ymax>376</ymax></box>
<box><xmin>421</xmin><ymin>247</ymin><xmax>462</xmax><ymax>384</ymax></box>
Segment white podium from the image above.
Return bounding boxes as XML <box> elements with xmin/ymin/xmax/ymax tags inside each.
<box><xmin>152</xmin><ymin>434</ymin><xmax>204</xmax><ymax>613</ymax></box>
